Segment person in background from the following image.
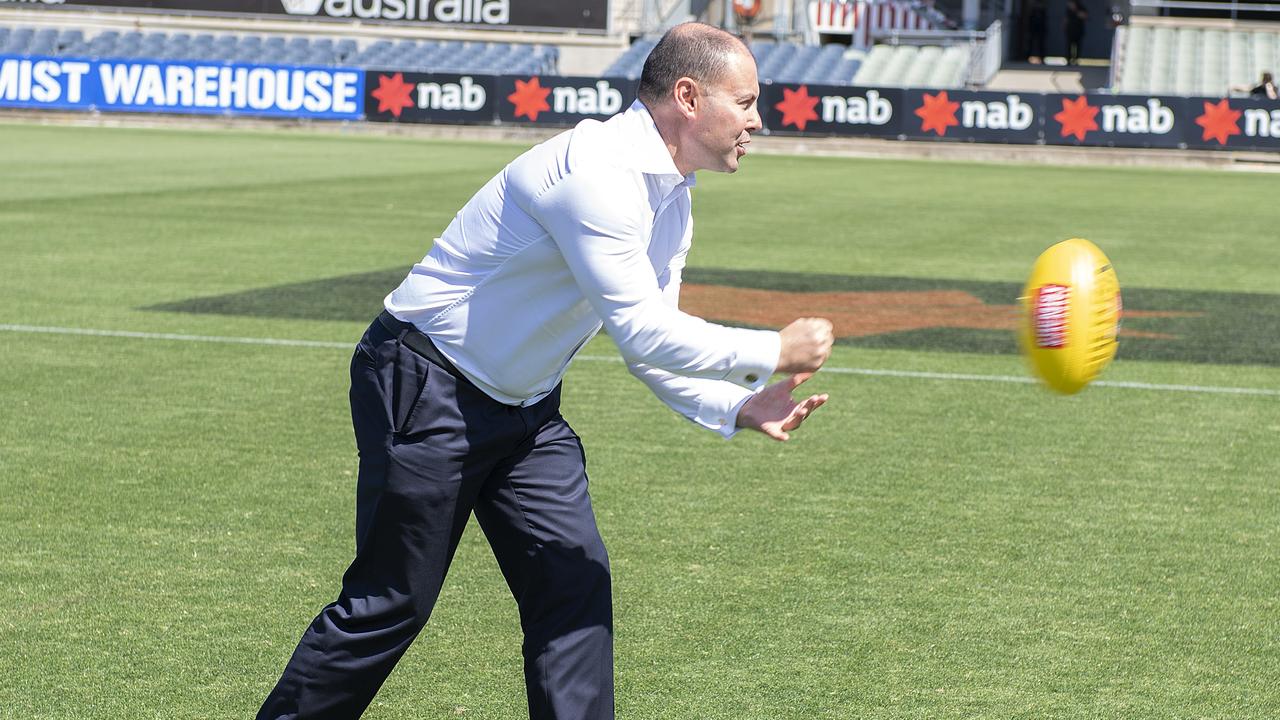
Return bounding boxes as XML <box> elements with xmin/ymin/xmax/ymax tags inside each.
<box><xmin>1233</xmin><ymin>71</ymin><xmax>1279</xmax><ymax>100</ymax></box>
<box><xmin>1025</xmin><ymin>0</ymin><xmax>1048</xmax><ymax>64</ymax></box>
<box><xmin>1065</xmin><ymin>0</ymin><xmax>1088</xmax><ymax>65</ymax></box>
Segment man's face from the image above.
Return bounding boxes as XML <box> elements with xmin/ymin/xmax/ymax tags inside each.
<box><xmin>690</xmin><ymin>49</ymin><xmax>762</xmax><ymax>174</ymax></box>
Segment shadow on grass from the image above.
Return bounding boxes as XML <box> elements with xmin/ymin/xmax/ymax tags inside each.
<box><xmin>144</xmin><ymin>267</ymin><xmax>1280</xmax><ymax>366</ymax></box>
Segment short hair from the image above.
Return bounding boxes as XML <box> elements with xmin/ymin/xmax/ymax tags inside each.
<box><xmin>637</xmin><ymin>23</ymin><xmax>748</xmax><ymax>106</ymax></box>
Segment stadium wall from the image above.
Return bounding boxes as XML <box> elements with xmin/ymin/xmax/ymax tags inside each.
<box><xmin>4</xmin><ymin>53</ymin><xmax>1280</xmax><ymax>152</ymax></box>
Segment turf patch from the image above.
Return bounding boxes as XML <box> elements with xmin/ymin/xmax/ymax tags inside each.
<box><xmin>146</xmin><ymin>267</ymin><xmax>1280</xmax><ymax>367</ymax></box>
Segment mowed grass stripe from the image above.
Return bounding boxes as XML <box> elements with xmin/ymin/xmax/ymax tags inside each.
<box><xmin>2</xmin><ymin>323</ymin><xmax>1277</xmax><ymax>397</ymax></box>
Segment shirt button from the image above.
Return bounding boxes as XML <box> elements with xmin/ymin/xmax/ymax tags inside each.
<box><xmin>745</xmin><ymin>373</ymin><xmax>758</xmax><ymax>383</ymax></box>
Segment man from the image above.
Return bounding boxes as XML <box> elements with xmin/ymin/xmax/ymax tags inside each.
<box><xmin>258</xmin><ymin>22</ymin><xmax>834</xmax><ymax>720</ymax></box>
<box><xmin>1064</xmin><ymin>0</ymin><xmax>1088</xmax><ymax>65</ymax></box>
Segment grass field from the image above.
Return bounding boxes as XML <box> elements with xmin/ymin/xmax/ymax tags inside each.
<box><xmin>2</xmin><ymin>121</ymin><xmax>1278</xmax><ymax>720</ymax></box>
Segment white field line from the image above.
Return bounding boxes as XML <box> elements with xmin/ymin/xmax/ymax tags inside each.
<box><xmin>2</xmin><ymin>323</ymin><xmax>1278</xmax><ymax>398</ymax></box>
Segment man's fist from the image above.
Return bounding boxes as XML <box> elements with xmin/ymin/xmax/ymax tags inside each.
<box><xmin>777</xmin><ymin>318</ymin><xmax>834</xmax><ymax>374</ymax></box>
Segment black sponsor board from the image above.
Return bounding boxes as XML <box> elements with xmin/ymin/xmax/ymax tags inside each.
<box><xmin>901</xmin><ymin>88</ymin><xmax>1044</xmax><ymax>144</ymax></box>
<box><xmin>1043</xmin><ymin>93</ymin><xmax>1186</xmax><ymax>149</ymax></box>
<box><xmin>495</xmin><ymin>75</ymin><xmax>636</xmax><ymax>126</ymax></box>
<box><xmin>21</xmin><ymin>0</ymin><xmax>609</xmax><ymax>32</ymax></box>
<box><xmin>364</xmin><ymin>70</ymin><xmax>494</xmax><ymax>124</ymax></box>
<box><xmin>1180</xmin><ymin>95</ymin><xmax>1280</xmax><ymax>152</ymax></box>
<box><xmin>761</xmin><ymin>82</ymin><xmax>903</xmax><ymax>138</ymax></box>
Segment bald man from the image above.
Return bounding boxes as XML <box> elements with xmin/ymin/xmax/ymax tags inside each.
<box><xmin>257</xmin><ymin>22</ymin><xmax>833</xmax><ymax>720</ymax></box>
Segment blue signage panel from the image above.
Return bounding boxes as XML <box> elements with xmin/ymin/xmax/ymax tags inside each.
<box><xmin>0</xmin><ymin>54</ymin><xmax>364</xmax><ymax>119</ymax></box>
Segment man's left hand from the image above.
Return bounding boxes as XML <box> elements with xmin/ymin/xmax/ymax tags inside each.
<box><xmin>736</xmin><ymin>373</ymin><xmax>829</xmax><ymax>441</ymax></box>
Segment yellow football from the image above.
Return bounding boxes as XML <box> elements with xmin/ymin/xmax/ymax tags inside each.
<box><xmin>1018</xmin><ymin>238</ymin><xmax>1122</xmax><ymax>394</ymax></box>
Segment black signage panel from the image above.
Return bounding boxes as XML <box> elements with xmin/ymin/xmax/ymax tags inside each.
<box><xmin>495</xmin><ymin>75</ymin><xmax>636</xmax><ymax>126</ymax></box>
<box><xmin>901</xmin><ymin>88</ymin><xmax>1044</xmax><ymax>144</ymax></box>
<box><xmin>761</xmin><ymin>82</ymin><xmax>902</xmax><ymax>138</ymax></box>
<box><xmin>1043</xmin><ymin>93</ymin><xmax>1186</xmax><ymax>149</ymax></box>
<box><xmin>1180</xmin><ymin>95</ymin><xmax>1280</xmax><ymax>152</ymax></box>
<box><xmin>25</xmin><ymin>0</ymin><xmax>610</xmax><ymax>32</ymax></box>
<box><xmin>364</xmin><ymin>70</ymin><xmax>495</xmax><ymax>124</ymax></box>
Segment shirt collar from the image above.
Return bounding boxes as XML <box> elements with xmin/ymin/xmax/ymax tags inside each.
<box><xmin>620</xmin><ymin>99</ymin><xmax>697</xmax><ymax>190</ymax></box>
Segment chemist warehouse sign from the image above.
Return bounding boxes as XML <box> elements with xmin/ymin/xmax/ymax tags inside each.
<box><xmin>0</xmin><ymin>54</ymin><xmax>363</xmax><ymax>119</ymax></box>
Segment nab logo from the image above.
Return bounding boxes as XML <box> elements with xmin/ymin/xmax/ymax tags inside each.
<box><xmin>961</xmin><ymin>94</ymin><xmax>1034</xmax><ymax>130</ymax></box>
<box><xmin>552</xmin><ymin>80</ymin><xmax>623</xmax><ymax>115</ymax></box>
<box><xmin>820</xmin><ymin>89</ymin><xmax>893</xmax><ymax>126</ymax></box>
<box><xmin>914</xmin><ymin>91</ymin><xmax>1033</xmax><ymax>136</ymax></box>
<box><xmin>1053</xmin><ymin>96</ymin><xmax>1174</xmax><ymax>141</ymax></box>
<box><xmin>1194</xmin><ymin>99</ymin><xmax>1242</xmax><ymax>145</ymax></box>
<box><xmin>1242</xmin><ymin>107</ymin><xmax>1280</xmax><ymax>138</ymax></box>
<box><xmin>507</xmin><ymin>77</ymin><xmax>623</xmax><ymax>121</ymax></box>
<box><xmin>370</xmin><ymin>72</ymin><xmax>486</xmax><ymax>118</ymax></box>
<box><xmin>416</xmin><ymin>75</ymin><xmax>486</xmax><ymax>111</ymax></box>
<box><xmin>773</xmin><ymin>85</ymin><xmax>893</xmax><ymax>129</ymax></box>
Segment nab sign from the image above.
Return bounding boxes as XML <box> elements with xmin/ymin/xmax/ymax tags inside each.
<box><xmin>1045</xmin><ymin>94</ymin><xmax>1181</xmax><ymax>148</ymax></box>
<box><xmin>364</xmin><ymin>70</ymin><xmax>494</xmax><ymax>123</ymax></box>
<box><xmin>763</xmin><ymin>83</ymin><xmax>903</xmax><ymax>137</ymax></box>
<box><xmin>904</xmin><ymin>89</ymin><xmax>1043</xmax><ymax>143</ymax></box>
<box><xmin>497</xmin><ymin>75</ymin><xmax>636</xmax><ymax>125</ymax></box>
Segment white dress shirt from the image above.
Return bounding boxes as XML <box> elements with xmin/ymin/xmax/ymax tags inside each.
<box><xmin>385</xmin><ymin>100</ymin><xmax>781</xmax><ymax>437</ymax></box>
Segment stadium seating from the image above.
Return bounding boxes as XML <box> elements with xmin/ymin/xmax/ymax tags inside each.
<box><xmin>852</xmin><ymin>43</ymin><xmax>970</xmax><ymax>88</ymax></box>
<box><xmin>1114</xmin><ymin>22</ymin><xmax>1280</xmax><ymax>96</ymax></box>
<box><xmin>602</xmin><ymin>37</ymin><xmax>865</xmax><ymax>86</ymax></box>
<box><xmin>0</xmin><ymin>24</ymin><xmax>560</xmax><ymax>75</ymax></box>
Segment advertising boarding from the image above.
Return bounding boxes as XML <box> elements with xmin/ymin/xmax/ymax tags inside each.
<box><xmin>364</xmin><ymin>70</ymin><xmax>494</xmax><ymax>123</ymax></box>
<box><xmin>1043</xmin><ymin>93</ymin><xmax>1184</xmax><ymax>149</ymax></box>
<box><xmin>901</xmin><ymin>89</ymin><xmax>1044</xmax><ymax>143</ymax></box>
<box><xmin>495</xmin><ymin>75</ymin><xmax>636</xmax><ymax>126</ymax></box>
<box><xmin>0</xmin><ymin>53</ymin><xmax>363</xmax><ymax>119</ymax></box>
<box><xmin>762</xmin><ymin>82</ymin><xmax>903</xmax><ymax>138</ymax></box>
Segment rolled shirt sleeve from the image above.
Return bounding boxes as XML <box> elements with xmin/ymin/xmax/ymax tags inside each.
<box><xmin>531</xmin><ymin>169</ymin><xmax>780</xmax><ymax>388</ymax></box>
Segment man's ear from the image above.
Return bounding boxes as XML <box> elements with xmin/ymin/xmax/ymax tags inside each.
<box><xmin>673</xmin><ymin>77</ymin><xmax>699</xmax><ymax>119</ymax></box>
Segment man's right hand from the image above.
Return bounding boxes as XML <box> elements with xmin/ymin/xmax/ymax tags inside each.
<box><xmin>777</xmin><ymin>318</ymin><xmax>834</xmax><ymax>374</ymax></box>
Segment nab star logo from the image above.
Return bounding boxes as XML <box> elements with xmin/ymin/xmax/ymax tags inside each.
<box><xmin>1195</xmin><ymin>99</ymin><xmax>1242</xmax><ymax>145</ymax></box>
<box><xmin>1054</xmin><ymin>95</ymin><xmax>1099</xmax><ymax>141</ymax></box>
<box><xmin>507</xmin><ymin>76</ymin><xmax>551</xmax><ymax>121</ymax></box>
<box><xmin>775</xmin><ymin>85</ymin><xmax>820</xmax><ymax>131</ymax></box>
<box><xmin>914</xmin><ymin>91</ymin><xmax>959</xmax><ymax>136</ymax></box>
<box><xmin>371</xmin><ymin>72</ymin><xmax>414</xmax><ymax>118</ymax></box>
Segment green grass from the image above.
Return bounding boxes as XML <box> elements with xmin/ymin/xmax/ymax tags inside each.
<box><xmin>1</xmin><ymin>122</ymin><xmax>1278</xmax><ymax>719</ymax></box>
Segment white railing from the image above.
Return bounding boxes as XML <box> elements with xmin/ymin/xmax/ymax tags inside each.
<box><xmin>970</xmin><ymin>18</ymin><xmax>1001</xmax><ymax>85</ymax></box>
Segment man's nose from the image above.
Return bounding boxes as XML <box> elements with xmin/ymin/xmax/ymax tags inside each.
<box><xmin>747</xmin><ymin>103</ymin><xmax>763</xmax><ymax>132</ymax></box>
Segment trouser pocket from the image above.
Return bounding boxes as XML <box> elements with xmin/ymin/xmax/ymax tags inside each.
<box><xmin>391</xmin><ymin>341</ymin><xmax>433</xmax><ymax>436</ymax></box>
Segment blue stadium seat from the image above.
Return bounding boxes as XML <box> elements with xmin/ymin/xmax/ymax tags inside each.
<box><xmin>0</xmin><ymin>23</ymin><xmax>564</xmax><ymax>74</ymax></box>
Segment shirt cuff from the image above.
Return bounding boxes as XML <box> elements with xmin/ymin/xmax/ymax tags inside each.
<box><xmin>724</xmin><ymin>328</ymin><xmax>780</xmax><ymax>390</ymax></box>
<box><xmin>694</xmin><ymin>384</ymin><xmax>757</xmax><ymax>440</ymax></box>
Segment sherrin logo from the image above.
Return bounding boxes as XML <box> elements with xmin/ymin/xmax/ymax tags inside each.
<box><xmin>1033</xmin><ymin>283</ymin><xmax>1070</xmax><ymax>349</ymax></box>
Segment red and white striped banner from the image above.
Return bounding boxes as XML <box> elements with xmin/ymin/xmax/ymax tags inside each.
<box><xmin>808</xmin><ymin>0</ymin><xmax>936</xmax><ymax>48</ymax></box>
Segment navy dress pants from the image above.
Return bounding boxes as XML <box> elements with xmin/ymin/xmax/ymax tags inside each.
<box><xmin>258</xmin><ymin>314</ymin><xmax>613</xmax><ymax>720</ymax></box>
